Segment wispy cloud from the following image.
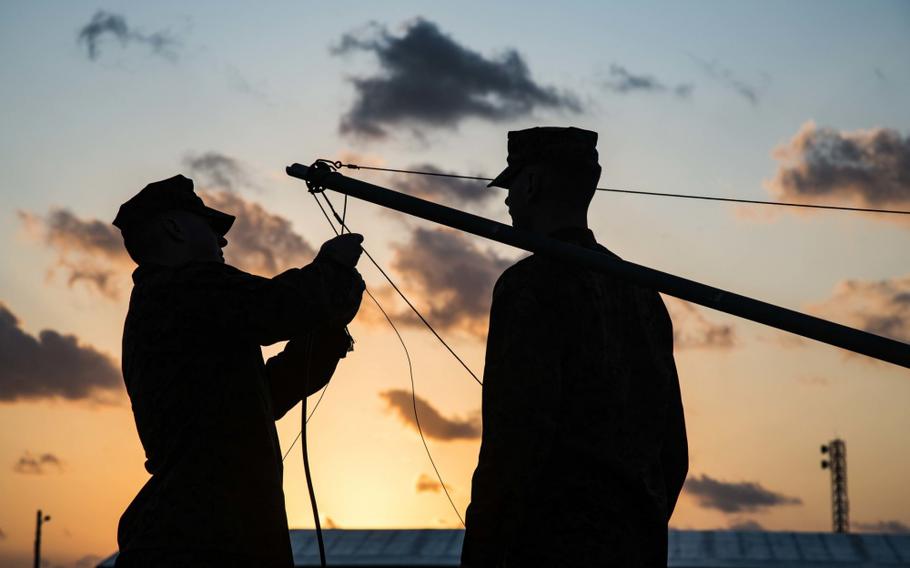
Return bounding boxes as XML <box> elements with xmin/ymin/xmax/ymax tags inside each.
<box><xmin>807</xmin><ymin>274</ymin><xmax>910</xmax><ymax>345</ymax></box>
<box><xmin>684</xmin><ymin>474</ymin><xmax>802</xmax><ymax>513</ymax></box>
<box><xmin>392</xmin><ymin>164</ymin><xmax>494</xmax><ymax>207</ymax></box>
<box><xmin>184</xmin><ymin>152</ymin><xmax>259</xmax><ymax>193</ymax></box>
<box><xmin>0</xmin><ymin>303</ymin><xmax>121</xmax><ymax>402</ymax></box>
<box><xmin>379</xmin><ymin>389</ymin><xmax>480</xmax><ymax>441</ymax></box>
<box><xmin>665</xmin><ymin>298</ymin><xmax>736</xmax><ymax>350</ymax></box>
<box><xmin>332</xmin><ymin>18</ymin><xmax>580</xmax><ymax>138</ymax></box>
<box><xmin>690</xmin><ymin>55</ymin><xmax>760</xmax><ymax>105</ymax></box>
<box><xmin>416</xmin><ymin>473</ymin><xmax>452</xmax><ymax>493</ymax></box>
<box><xmin>602</xmin><ymin>64</ymin><xmax>693</xmax><ymax>98</ymax></box>
<box><xmin>13</xmin><ymin>451</ymin><xmax>64</xmax><ymax>475</ymax></box>
<box><xmin>19</xmin><ymin>208</ymin><xmax>129</xmax><ymax>299</ymax></box>
<box><xmin>77</xmin><ymin>11</ymin><xmax>178</xmax><ymax>61</ymax></box>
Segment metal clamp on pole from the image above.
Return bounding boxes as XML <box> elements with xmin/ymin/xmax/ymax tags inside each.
<box><xmin>286</xmin><ymin>162</ymin><xmax>910</xmax><ymax>370</ymax></box>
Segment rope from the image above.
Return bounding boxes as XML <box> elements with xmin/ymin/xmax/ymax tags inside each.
<box><xmin>282</xmin><ymin>187</ymin><xmax>470</xmax><ymax>527</ymax></box>
<box><xmin>337</xmin><ymin>162</ymin><xmax>910</xmax><ymax>216</ymax></box>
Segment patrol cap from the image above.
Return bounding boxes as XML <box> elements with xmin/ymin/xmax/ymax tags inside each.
<box><xmin>488</xmin><ymin>126</ymin><xmax>599</xmax><ymax>189</ymax></box>
<box><xmin>112</xmin><ymin>175</ymin><xmax>235</xmax><ymax>237</ymax></box>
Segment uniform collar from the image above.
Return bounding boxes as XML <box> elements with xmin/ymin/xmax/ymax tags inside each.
<box><xmin>548</xmin><ymin>226</ymin><xmax>596</xmax><ymax>246</ymax></box>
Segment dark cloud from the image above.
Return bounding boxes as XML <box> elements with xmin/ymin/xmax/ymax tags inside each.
<box><xmin>390</xmin><ymin>228</ymin><xmax>512</xmax><ymax>337</ymax></box>
<box><xmin>690</xmin><ymin>55</ymin><xmax>759</xmax><ymax>105</ymax></box>
<box><xmin>416</xmin><ymin>473</ymin><xmax>452</xmax><ymax>493</ymax></box>
<box><xmin>603</xmin><ymin>64</ymin><xmax>693</xmax><ymax>98</ymax></box>
<box><xmin>201</xmin><ymin>191</ymin><xmax>316</xmax><ymax>275</ymax></box>
<box><xmin>855</xmin><ymin>520</ymin><xmax>910</xmax><ymax>534</ymax></box>
<box><xmin>77</xmin><ymin>11</ymin><xmax>178</xmax><ymax>61</ymax></box>
<box><xmin>13</xmin><ymin>451</ymin><xmax>63</xmax><ymax>475</ymax></box>
<box><xmin>808</xmin><ymin>274</ymin><xmax>910</xmax><ymax>346</ymax></box>
<box><xmin>379</xmin><ymin>389</ymin><xmax>480</xmax><ymax>441</ymax></box>
<box><xmin>184</xmin><ymin>152</ymin><xmax>257</xmax><ymax>193</ymax></box>
<box><xmin>0</xmin><ymin>303</ymin><xmax>122</xmax><ymax>402</ymax></box>
<box><xmin>728</xmin><ymin>519</ymin><xmax>765</xmax><ymax>531</ymax></box>
<box><xmin>664</xmin><ymin>298</ymin><xmax>736</xmax><ymax>349</ymax></box>
<box><xmin>393</xmin><ymin>164</ymin><xmax>493</xmax><ymax>206</ymax></box>
<box><xmin>767</xmin><ymin>122</ymin><xmax>910</xmax><ymax>209</ymax></box>
<box><xmin>684</xmin><ymin>474</ymin><xmax>802</xmax><ymax>513</ymax></box>
<box><xmin>333</xmin><ymin>18</ymin><xmax>580</xmax><ymax>138</ymax></box>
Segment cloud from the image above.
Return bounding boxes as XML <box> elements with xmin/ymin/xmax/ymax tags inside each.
<box><xmin>332</xmin><ymin>18</ymin><xmax>580</xmax><ymax>138</ymax></box>
<box><xmin>690</xmin><ymin>55</ymin><xmax>759</xmax><ymax>105</ymax></box>
<box><xmin>77</xmin><ymin>11</ymin><xmax>178</xmax><ymax>61</ymax></box>
<box><xmin>19</xmin><ymin>208</ymin><xmax>130</xmax><ymax>299</ymax></box>
<box><xmin>184</xmin><ymin>152</ymin><xmax>258</xmax><ymax>193</ymax></box>
<box><xmin>392</xmin><ymin>164</ymin><xmax>493</xmax><ymax>207</ymax></box>
<box><xmin>416</xmin><ymin>473</ymin><xmax>452</xmax><ymax>493</ymax></box>
<box><xmin>684</xmin><ymin>474</ymin><xmax>802</xmax><ymax>513</ymax></box>
<box><xmin>389</xmin><ymin>228</ymin><xmax>512</xmax><ymax>337</ymax></box>
<box><xmin>602</xmin><ymin>64</ymin><xmax>693</xmax><ymax>98</ymax></box>
<box><xmin>664</xmin><ymin>298</ymin><xmax>736</xmax><ymax>349</ymax></box>
<box><xmin>379</xmin><ymin>389</ymin><xmax>480</xmax><ymax>441</ymax></box>
<box><xmin>728</xmin><ymin>519</ymin><xmax>765</xmax><ymax>531</ymax></box>
<box><xmin>13</xmin><ymin>451</ymin><xmax>63</xmax><ymax>475</ymax></box>
<box><xmin>766</xmin><ymin>122</ymin><xmax>910</xmax><ymax>210</ymax></box>
<box><xmin>807</xmin><ymin>274</ymin><xmax>910</xmax><ymax>345</ymax></box>
<box><xmin>0</xmin><ymin>527</ymin><xmax>5</xmax><ymax>539</ymax></box>
<box><xmin>855</xmin><ymin>520</ymin><xmax>910</xmax><ymax>534</ymax></box>
<box><xmin>201</xmin><ymin>191</ymin><xmax>316</xmax><ymax>275</ymax></box>
<box><xmin>0</xmin><ymin>303</ymin><xmax>122</xmax><ymax>402</ymax></box>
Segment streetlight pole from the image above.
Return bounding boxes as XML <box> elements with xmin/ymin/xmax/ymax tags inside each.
<box><xmin>33</xmin><ymin>509</ymin><xmax>50</xmax><ymax>568</ymax></box>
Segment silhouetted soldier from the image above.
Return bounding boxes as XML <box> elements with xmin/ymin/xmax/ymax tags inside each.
<box><xmin>462</xmin><ymin>127</ymin><xmax>688</xmax><ymax>567</ymax></box>
<box><xmin>111</xmin><ymin>175</ymin><xmax>365</xmax><ymax>567</ymax></box>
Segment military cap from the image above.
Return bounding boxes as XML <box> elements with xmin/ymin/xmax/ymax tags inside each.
<box><xmin>488</xmin><ymin>126</ymin><xmax>600</xmax><ymax>189</ymax></box>
<box><xmin>112</xmin><ymin>174</ymin><xmax>234</xmax><ymax>236</ymax></box>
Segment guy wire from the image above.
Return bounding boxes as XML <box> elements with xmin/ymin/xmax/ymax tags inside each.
<box><xmin>337</xmin><ymin>162</ymin><xmax>910</xmax><ymax>216</ymax></box>
<box><xmin>289</xmin><ymin>190</ymin><xmax>467</xmax><ymax>526</ymax></box>
<box><xmin>319</xmin><ymin>191</ymin><xmax>482</xmax><ymax>386</ymax></box>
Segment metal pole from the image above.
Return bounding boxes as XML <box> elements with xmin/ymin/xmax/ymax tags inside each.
<box><xmin>287</xmin><ymin>162</ymin><xmax>910</xmax><ymax>369</ymax></box>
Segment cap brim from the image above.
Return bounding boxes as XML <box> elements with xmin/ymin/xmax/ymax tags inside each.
<box><xmin>487</xmin><ymin>164</ymin><xmax>521</xmax><ymax>189</ymax></box>
<box><xmin>200</xmin><ymin>206</ymin><xmax>235</xmax><ymax>236</ymax></box>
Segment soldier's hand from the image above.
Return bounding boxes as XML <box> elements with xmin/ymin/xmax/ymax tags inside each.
<box><xmin>339</xmin><ymin>268</ymin><xmax>366</xmax><ymax>326</ymax></box>
<box><xmin>318</xmin><ymin>233</ymin><xmax>364</xmax><ymax>269</ymax></box>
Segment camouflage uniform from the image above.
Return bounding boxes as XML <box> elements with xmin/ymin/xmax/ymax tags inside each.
<box><xmin>462</xmin><ymin>228</ymin><xmax>688</xmax><ymax>567</ymax></box>
<box><xmin>115</xmin><ymin>259</ymin><xmax>356</xmax><ymax>567</ymax></box>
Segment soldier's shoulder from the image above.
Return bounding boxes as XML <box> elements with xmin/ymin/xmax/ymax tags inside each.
<box><xmin>492</xmin><ymin>255</ymin><xmax>557</xmax><ymax>300</ymax></box>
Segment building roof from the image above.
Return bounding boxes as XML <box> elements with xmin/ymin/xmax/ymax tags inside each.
<box><xmin>98</xmin><ymin>529</ymin><xmax>910</xmax><ymax>567</ymax></box>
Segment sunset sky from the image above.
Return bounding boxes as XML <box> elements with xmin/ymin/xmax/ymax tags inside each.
<box><xmin>1</xmin><ymin>1</ymin><xmax>909</xmax><ymax>566</ymax></box>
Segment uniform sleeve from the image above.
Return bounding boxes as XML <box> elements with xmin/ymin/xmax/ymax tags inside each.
<box><xmin>216</xmin><ymin>256</ymin><xmax>361</xmax><ymax>347</ymax></box>
<box><xmin>265</xmin><ymin>327</ymin><xmax>352</xmax><ymax>420</ymax></box>
<box><xmin>462</xmin><ymin>270</ymin><xmax>563</xmax><ymax>568</ymax></box>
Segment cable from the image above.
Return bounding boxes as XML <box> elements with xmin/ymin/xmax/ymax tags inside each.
<box><xmin>337</xmin><ymin>162</ymin><xmax>910</xmax><ymax>216</ymax></box>
<box><xmin>308</xmin><ymin>188</ymin><xmax>467</xmax><ymax>527</ymax></box>
<box><xmin>301</xmin><ymin>334</ymin><xmax>327</xmax><ymax>567</ymax></box>
<box><xmin>319</xmin><ymin>191</ymin><xmax>482</xmax><ymax>386</ymax></box>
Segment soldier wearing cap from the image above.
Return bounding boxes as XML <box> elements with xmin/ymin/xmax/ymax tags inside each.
<box><xmin>112</xmin><ymin>175</ymin><xmax>365</xmax><ymax>567</ymax></box>
<box><xmin>462</xmin><ymin>127</ymin><xmax>688</xmax><ymax>567</ymax></box>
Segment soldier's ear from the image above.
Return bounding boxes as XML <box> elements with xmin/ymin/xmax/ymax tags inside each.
<box><xmin>160</xmin><ymin>214</ymin><xmax>186</xmax><ymax>243</ymax></box>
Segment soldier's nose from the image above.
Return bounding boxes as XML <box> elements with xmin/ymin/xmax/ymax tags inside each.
<box><xmin>219</xmin><ymin>236</ymin><xmax>228</xmax><ymax>248</ymax></box>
